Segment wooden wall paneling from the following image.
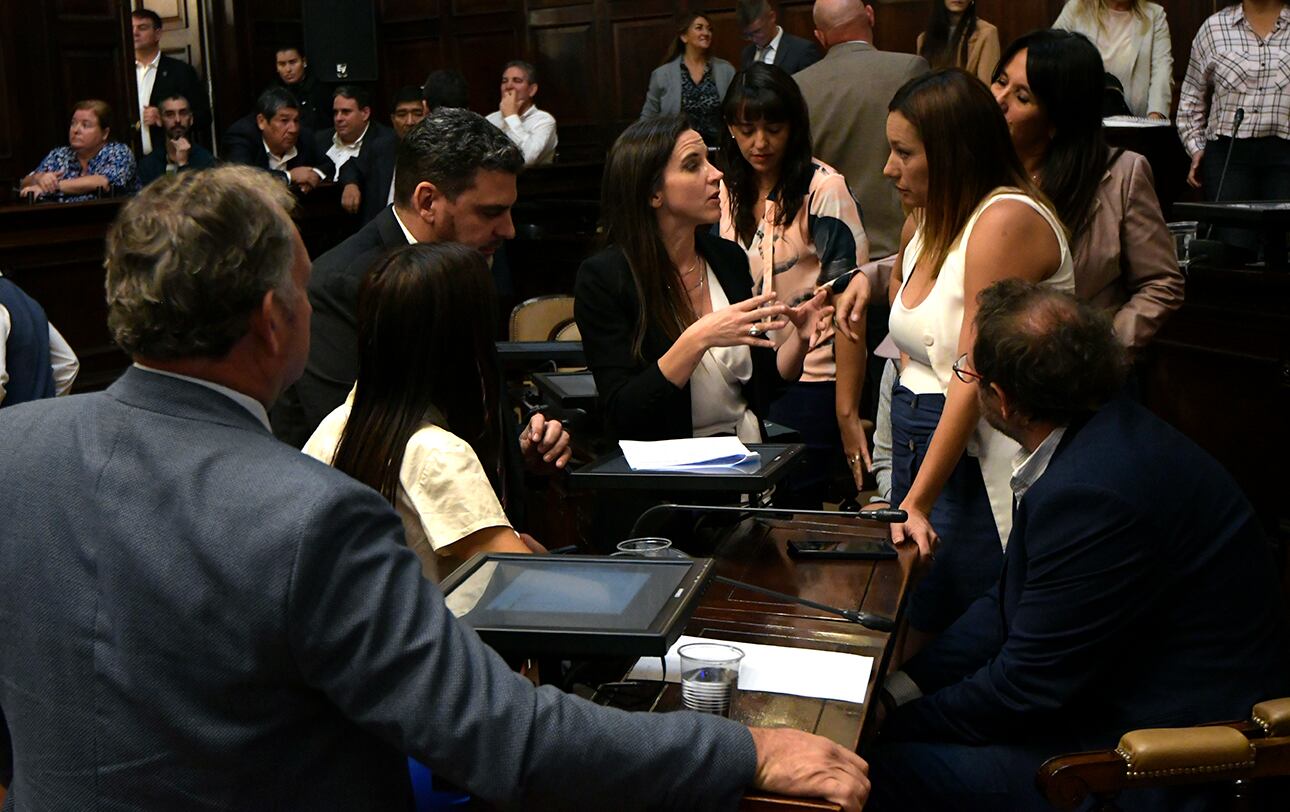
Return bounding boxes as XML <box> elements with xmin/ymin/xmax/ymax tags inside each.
<box><xmin>610</xmin><ymin>15</ymin><xmax>678</xmax><ymax>121</ymax></box>
<box><xmin>528</xmin><ymin>10</ymin><xmax>600</xmax><ymax>159</ymax></box>
<box><xmin>0</xmin><ymin>4</ymin><xmax>21</xmax><ymax>195</ymax></box>
<box><xmin>453</xmin><ymin>0</ymin><xmax>516</xmax><ymax>15</ymax></box>
<box><xmin>449</xmin><ymin>23</ymin><xmax>523</xmax><ymax>114</ymax></box>
<box><xmin>381</xmin><ymin>0</ymin><xmax>442</xmax><ymax>23</ymax></box>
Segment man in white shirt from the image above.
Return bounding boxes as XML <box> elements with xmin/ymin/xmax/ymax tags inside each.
<box><xmin>322</xmin><ymin>86</ymin><xmax>372</xmax><ymax>182</ymax></box>
<box><xmin>131</xmin><ymin>9</ymin><xmax>209</xmax><ymax>156</ymax></box>
<box><xmin>485</xmin><ymin>61</ymin><xmax>557</xmax><ymax>166</ymax></box>
<box><xmin>737</xmin><ymin>0</ymin><xmax>822</xmax><ymax>73</ymax></box>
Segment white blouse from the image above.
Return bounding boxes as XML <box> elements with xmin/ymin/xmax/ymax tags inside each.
<box><xmin>690</xmin><ymin>268</ymin><xmax>760</xmax><ymax>443</ymax></box>
<box><xmin>303</xmin><ymin>390</ymin><xmax>512</xmax><ymax>582</ymax></box>
<box><xmin>889</xmin><ymin>189</ymin><xmax>1075</xmax><ymax>547</ymax></box>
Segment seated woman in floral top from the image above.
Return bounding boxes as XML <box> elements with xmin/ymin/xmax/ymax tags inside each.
<box><xmin>20</xmin><ymin>100</ymin><xmax>140</xmax><ymax>202</ymax></box>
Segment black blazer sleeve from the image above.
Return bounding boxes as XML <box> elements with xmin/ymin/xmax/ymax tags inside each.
<box><xmin>575</xmin><ymin>246</ymin><xmax>692</xmax><ymax>441</ymax></box>
<box><xmin>574</xmin><ymin>234</ymin><xmax>784</xmax><ymax>442</ymax></box>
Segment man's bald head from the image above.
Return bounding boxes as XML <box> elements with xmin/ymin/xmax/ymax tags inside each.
<box><xmin>813</xmin><ymin>0</ymin><xmax>874</xmax><ymax>47</ymax></box>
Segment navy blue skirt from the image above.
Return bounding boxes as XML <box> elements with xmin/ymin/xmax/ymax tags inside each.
<box><xmin>889</xmin><ymin>383</ymin><xmax>1003</xmax><ymax>633</ymax></box>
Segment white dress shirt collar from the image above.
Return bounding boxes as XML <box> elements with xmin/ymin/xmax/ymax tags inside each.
<box><xmin>1010</xmin><ymin>427</ymin><xmax>1067</xmax><ymax>503</ymax></box>
<box><xmin>392</xmin><ymin>207</ymin><xmax>419</xmax><ymax>245</ymax></box>
<box><xmin>132</xmin><ymin>363</ymin><xmax>272</xmax><ymax>431</ymax></box>
<box><xmin>135</xmin><ymin>50</ymin><xmax>161</xmax><ymax>70</ymax></box>
<box><xmin>332</xmin><ymin>123</ymin><xmax>369</xmax><ymax>151</ymax></box>
<box><xmin>758</xmin><ymin>26</ymin><xmax>785</xmax><ymax>63</ymax></box>
<box><xmin>264</xmin><ymin>140</ymin><xmax>299</xmax><ymax>172</ymax></box>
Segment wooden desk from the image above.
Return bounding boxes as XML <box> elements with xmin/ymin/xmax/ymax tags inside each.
<box><xmin>596</xmin><ymin>514</ymin><xmax>914</xmax><ymax>810</ymax></box>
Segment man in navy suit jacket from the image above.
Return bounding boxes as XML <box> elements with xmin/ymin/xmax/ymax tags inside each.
<box><xmin>737</xmin><ymin>0</ymin><xmax>821</xmax><ymax>74</ymax></box>
<box><xmin>867</xmin><ymin>281</ymin><xmax>1290</xmax><ymax>811</ymax></box>
<box><xmin>0</xmin><ymin>165</ymin><xmax>870</xmax><ymax>810</ymax></box>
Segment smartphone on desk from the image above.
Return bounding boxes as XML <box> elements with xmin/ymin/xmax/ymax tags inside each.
<box><xmin>787</xmin><ymin>538</ymin><xmax>898</xmax><ymax>560</ymax></box>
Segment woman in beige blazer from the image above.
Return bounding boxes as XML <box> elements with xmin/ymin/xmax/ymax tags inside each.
<box><xmin>916</xmin><ymin>0</ymin><xmax>1001</xmax><ymax>86</ymax></box>
<box><xmin>994</xmin><ymin>29</ymin><xmax>1183</xmax><ymax>351</ymax></box>
<box><xmin>1053</xmin><ymin>0</ymin><xmax>1173</xmax><ymax>118</ymax></box>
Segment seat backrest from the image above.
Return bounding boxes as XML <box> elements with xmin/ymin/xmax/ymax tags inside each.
<box><xmin>510</xmin><ymin>295</ymin><xmax>576</xmax><ymax>342</ymax></box>
<box><xmin>553</xmin><ymin>321</ymin><xmax>581</xmax><ymax>342</ymax></box>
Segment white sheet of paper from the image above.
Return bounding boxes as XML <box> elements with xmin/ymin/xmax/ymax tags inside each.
<box><xmin>626</xmin><ymin>634</ymin><xmax>874</xmax><ymax>705</ymax></box>
<box><xmin>619</xmin><ymin>437</ymin><xmax>759</xmax><ymax>472</ymax></box>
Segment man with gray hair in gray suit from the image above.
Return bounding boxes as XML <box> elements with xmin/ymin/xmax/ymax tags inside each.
<box><xmin>795</xmin><ymin>0</ymin><xmax>928</xmax><ymax>260</ymax></box>
<box><xmin>0</xmin><ymin>165</ymin><xmax>870</xmax><ymax>810</ymax></box>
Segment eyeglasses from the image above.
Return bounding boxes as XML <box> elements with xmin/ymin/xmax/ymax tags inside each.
<box><xmin>952</xmin><ymin>353</ymin><xmax>983</xmax><ymax>385</ymax></box>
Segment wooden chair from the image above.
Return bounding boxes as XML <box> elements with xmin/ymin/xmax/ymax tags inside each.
<box><xmin>1037</xmin><ymin>698</ymin><xmax>1290</xmax><ymax>811</ymax></box>
<box><xmin>509</xmin><ymin>295</ymin><xmax>576</xmax><ymax>342</ymax></box>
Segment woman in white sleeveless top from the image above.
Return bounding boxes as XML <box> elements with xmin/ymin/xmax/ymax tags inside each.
<box><xmin>882</xmin><ymin>70</ymin><xmax>1075</xmax><ymax>641</ymax></box>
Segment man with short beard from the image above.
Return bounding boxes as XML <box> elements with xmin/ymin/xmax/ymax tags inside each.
<box><xmin>137</xmin><ymin>94</ymin><xmax>216</xmax><ymax>186</ymax></box>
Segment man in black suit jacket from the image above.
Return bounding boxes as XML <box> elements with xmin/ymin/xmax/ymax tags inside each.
<box><xmin>270</xmin><ymin>109</ymin><xmax>563</xmax><ymax>472</ymax></box>
<box><xmin>737</xmin><ymin>0</ymin><xmax>821</xmax><ymax>74</ymax></box>
<box><xmin>866</xmin><ymin>281</ymin><xmax>1290</xmax><ymax>811</ymax></box>
<box><xmin>222</xmin><ymin>88</ymin><xmax>333</xmax><ymax>189</ymax></box>
<box><xmin>131</xmin><ymin>9</ymin><xmax>210</xmax><ymax>154</ymax></box>
<box><xmin>314</xmin><ymin>85</ymin><xmax>400</xmax><ymax>224</ymax></box>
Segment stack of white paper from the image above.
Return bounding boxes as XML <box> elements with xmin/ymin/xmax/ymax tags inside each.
<box><xmin>626</xmin><ymin>634</ymin><xmax>874</xmax><ymax>704</ymax></box>
<box><xmin>619</xmin><ymin>437</ymin><xmax>760</xmax><ymax>473</ymax></box>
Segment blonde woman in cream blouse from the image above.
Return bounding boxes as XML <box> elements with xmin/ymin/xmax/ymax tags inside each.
<box><xmin>1053</xmin><ymin>0</ymin><xmax>1174</xmax><ymax>118</ymax></box>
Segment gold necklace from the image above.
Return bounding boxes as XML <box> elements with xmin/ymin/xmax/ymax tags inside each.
<box><xmin>680</xmin><ymin>258</ymin><xmax>706</xmax><ymax>293</ymax></box>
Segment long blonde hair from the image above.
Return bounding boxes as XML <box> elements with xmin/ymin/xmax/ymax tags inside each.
<box><xmin>1077</xmin><ymin>0</ymin><xmax>1147</xmax><ymax>30</ymax></box>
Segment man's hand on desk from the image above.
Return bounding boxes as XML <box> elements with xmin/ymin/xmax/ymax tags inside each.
<box><xmin>519</xmin><ymin>413</ymin><xmax>571</xmax><ymax>473</ymax></box>
<box><xmin>749</xmin><ymin>727</ymin><xmax>870</xmax><ymax>812</ymax></box>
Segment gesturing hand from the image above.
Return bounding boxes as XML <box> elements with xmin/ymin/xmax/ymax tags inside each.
<box><xmin>691</xmin><ymin>291</ymin><xmax>789</xmax><ymax>351</ymax></box>
<box><xmin>749</xmin><ymin>727</ymin><xmax>870</xmax><ymax>812</ymax></box>
<box><xmin>785</xmin><ymin>288</ymin><xmax>834</xmax><ymax>347</ymax></box>
<box><xmin>519</xmin><ymin>412</ymin><xmax>571</xmax><ymax>473</ymax></box>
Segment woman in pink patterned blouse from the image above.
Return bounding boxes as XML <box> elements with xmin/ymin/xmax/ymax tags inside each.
<box><xmin>718</xmin><ymin>63</ymin><xmax>870</xmax><ymax>507</ymax></box>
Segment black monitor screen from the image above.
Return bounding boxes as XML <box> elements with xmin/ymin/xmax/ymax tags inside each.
<box><xmin>445</xmin><ymin>558</ymin><xmax>690</xmax><ymax>631</ymax></box>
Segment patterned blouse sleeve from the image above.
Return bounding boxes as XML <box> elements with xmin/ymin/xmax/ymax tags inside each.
<box><xmin>32</xmin><ymin>147</ymin><xmax>71</xmax><ymax>177</ymax></box>
<box><xmin>807</xmin><ymin>169</ymin><xmax>870</xmax><ymax>284</ymax></box>
<box><xmin>91</xmin><ymin>142</ymin><xmax>141</xmax><ymax>194</ymax></box>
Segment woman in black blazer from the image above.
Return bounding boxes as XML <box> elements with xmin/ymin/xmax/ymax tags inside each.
<box><xmin>575</xmin><ymin>114</ymin><xmax>830</xmax><ymax>442</ymax></box>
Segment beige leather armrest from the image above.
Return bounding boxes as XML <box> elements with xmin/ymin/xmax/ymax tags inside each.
<box><xmin>1253</xmin><ymin>698</ymin><xmax>1290</xmax><ymax>736</ymax></box>
<box><xmin>1115</xmin><ymin>727</ymin><xmax>1254</xmax><ymax>779</ymax></box>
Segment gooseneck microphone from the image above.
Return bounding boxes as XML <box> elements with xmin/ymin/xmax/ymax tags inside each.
<box><xmin>1206</xmin><ymin>107</ymin><xmax>1245</xmax><ymax>239</ymax></box>
<box><xmin>713</xmin><ymin>575</ymin><xmax>897</xmax><ymax>632</ymax></box>
<box><xmin>627</xmin><ymin>502</ymin><xmax>908</xmax><ymax>538</ymax></box>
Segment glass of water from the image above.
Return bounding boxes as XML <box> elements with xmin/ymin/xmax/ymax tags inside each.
<box><xmin>1167</xmin><ymin>221</ymin><xmax>1199</xmax><ymax>271</ymax></box>
<box><xmin>679</xmin><ymin>643</ymin><xmax>745</xmax><ymax>717</ymax></box>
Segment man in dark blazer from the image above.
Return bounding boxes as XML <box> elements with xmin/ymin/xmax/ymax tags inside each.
<box><xmin>0</xmin><ymin>165</ymin><xmax>870</xmax><ymax>810</ymax></box>
<box><xmin>314</xmin><ymin>85</ymin><xmax>399</xmax><ymax>224</ymax></box>
<box><xmin>794</xmin><ymin>1</ymin><xmax>927</xmax><ymax>259</ymax></box>
<box><xmin>737</xmin><ymin>0</ymin><xmax>821</xmax><ymax>74</ymax></box>
<box><xmin>222</xmin><ymin>87</ymin><xmax>333</xmax><ymax>189</ymax></box>
<box><xmin>270</xmin><ymin>108</ymin><xmax>559</xmax><ymax>483</ymax></box>
<box><xmin>866</xmin><ymin>281</ymin><xmax>1290</xmax><ymax>811</ymax></box>
<box><xmin>137</xmin><ymin>94</ymin><xmax>216</xmax><ymax>186</ymax></box>
<box><xmin>131</xmin><ymin>9</ymin><xmax>210</xmax><ymax>153</ymax></box>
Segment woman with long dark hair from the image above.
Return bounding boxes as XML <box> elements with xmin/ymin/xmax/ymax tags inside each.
<box><xmin>993</xmin><ymin>30</ymin><xmax>1182</xmax><ymax>350</ymax></box>
<box><xmin>717</xmin><ymin>63</ymin><xmax>869</xmax><ymax>505</ymax></box>
<box><xmin>640</xmin><ymin>11</ymin><xmax>736</xmax><ymax>146</ymax></box>
<box><xmin>303</xmin><ymin>243</ymin><xmax>538</xmax><ymax>581</ymax></box>
<box><xmin>575</xmin><ymin>114</ymin><xmax>830</xmax><ymax>444</ymax></box>
<box><xmin>842</xmin><ymin>69</ymin><xmax>1074</xmax><ymax>642</ymax></box>
<box><xmin>916</xmin><ymin>0</ymin><xmax>1000</xmax><ymax>85</ymax></box>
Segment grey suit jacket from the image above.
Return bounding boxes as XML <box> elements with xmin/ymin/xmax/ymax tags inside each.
<box><xmin>739</xmin><ymin>31</ymin><xmax>822</xmax><ymax>74</ymax></box>
<box><xmin>641</xmin><ymin>56</ymin><xmax>737</xmax><ymax>118</ymax></box>
<box><xmin>794</xmin><ymin>43</ymin><xmax>929</xmax><ymax>258</ymax></box>
<box><xmin>0</xmin><ymin>368</ymin><xmax>756</xmax><ymax>810</ymax></box>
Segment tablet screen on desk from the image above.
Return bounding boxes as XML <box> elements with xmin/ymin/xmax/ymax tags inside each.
<box><xmin>445</xmin><ymin>558</ymin><xmax>689</xmax><ymax>631</ymax></box>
